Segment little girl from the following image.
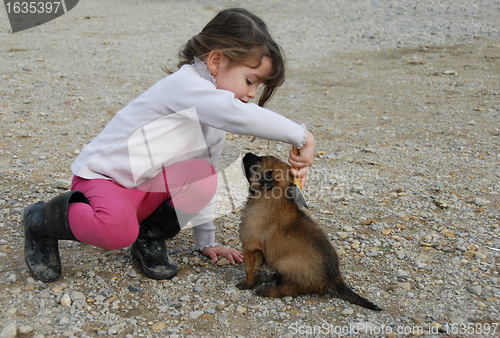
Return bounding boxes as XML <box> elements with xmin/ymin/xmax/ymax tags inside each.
<box><xmin>22</xmin><ymin>8</ymin><xmax>315</xmax><ymax>282</ymax></box>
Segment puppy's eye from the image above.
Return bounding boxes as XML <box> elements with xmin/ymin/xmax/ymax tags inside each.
<box><xmin>264</xmin><ymin>170</ymin><xmax>273</xmax><ymax>180</ymax></box>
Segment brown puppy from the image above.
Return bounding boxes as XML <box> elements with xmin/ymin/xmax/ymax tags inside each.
<box><xmin>237</xmin><ymin>153</ymin><xmax>381</xmax><ymax>311</ymax></box>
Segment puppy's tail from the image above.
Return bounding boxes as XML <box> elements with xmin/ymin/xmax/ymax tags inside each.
<box><xmin>334</xmin><ymin>282</ymin><xmax>382</xmax><ymax>311</ymax></box>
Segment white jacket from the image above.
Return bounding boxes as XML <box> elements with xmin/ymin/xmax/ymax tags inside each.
<box><xmin>71</xmin><ymin>59</ymin><xmax>306</xmax><ymax>250</ymax></box>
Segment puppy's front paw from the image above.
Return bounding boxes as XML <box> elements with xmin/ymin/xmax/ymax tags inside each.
<box><xmin>236</xmin><ymin>280</ymin><xmax>253</xmax><ymax>290</ymax></box>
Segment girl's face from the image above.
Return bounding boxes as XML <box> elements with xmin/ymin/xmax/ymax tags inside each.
<box><xmin>210</xmin><ymin>54</ymin><xmax>273</xmax><ymax>103</ymax></box>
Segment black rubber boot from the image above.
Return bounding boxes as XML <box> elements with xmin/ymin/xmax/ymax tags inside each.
<box><xmin>21</xmin><ymin>191</ymin><xmax>89</xmax><ymax>283</ymax></box>
<box><xmin>131</xmin><ymin>201</ymin><xmax>194</xmax><ymax>280</ymax></box>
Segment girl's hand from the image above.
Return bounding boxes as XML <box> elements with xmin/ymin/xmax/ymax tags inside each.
<box><xmin>289</xmin><ymin>130</ymin><xmax>315</xmax><ymax>189</ymax></box>
<box><xmin>202</xmin><ymin>245</ymin><xmax>244</xmax><ymax>265</ymax></box>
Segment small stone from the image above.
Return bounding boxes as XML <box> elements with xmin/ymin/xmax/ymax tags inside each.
<box><xmin>18</xmin><ymin>325</ymin><xmax>34</xmax><ymax>334</ymax></box>
<box><xmin>413</xmin><ymin>327</ymin><xmax>424</xmax><ymax>336</ymax></box>
<box><xmin>62</xmin><ymin>330</ymin><xmax>74</xmax><ymax>337</ymax></box>
<box><xmin>351</xmin><ymin>185</ymin><xmax>363</xmax><ymax>193</ymax></box>
<box><xmin>351</xmin><ymin>240</ymin><xmax>360</xmax><ymax>249</ymax></box>
<box><xmin>395</xmin><ymin>269</ymin><xmax>409</xmax><ymax>278</ymax></box>
<box><xmin>450</xmin><ymin>316</ymin><xmax>465</xmax><ymax>324</ymax></box>
<box><xmin>108</xmin><ymin>323</ymin><xmax>125</xmax><ymax>335</ymax></box>
<box><xmin>341</xmin><ymin>308</ymin><xmax>353</xmax><ymax>316</ymax></box>
<box><xmin>217</xmin><ymin>258</ymin><xmax>230</xmax><ymax>266</ymax></box>
<box><xmin>434</xmin><ymin>199</ymin><xmax>448</xmax><ymax>208</ymax></box>
<box><xmin>61</xmin><ymin>293</ymin><xmax>72</xmax><ymax>306</ymax></box>
<box><xmin>429</xmin><ymin>322</ymin><xmax>442</xmax><ymax>331</ymax></box>
<box><xmin>343</xmin><ymin>225</ymin><xmax>354</xmax><ymax>232</ymax></box>
<box><xmin>55</xmin><ymin>179</ymin><xmax>72</xmax><ymax>190</ymax></box>
<box><xmin>463</xmin><ymin>251</ymin><xmax>475</xmax><ymax>258</ymax></box>
<box><xmin>413</xmin><ymin>317</ymin><xmax>426</xmax><ymax>324</ymax></box>
<box><xmin>127</xmin><ymin>285</ymin><xmax>142</xmax><ymax>293</ymax></box>
<box><xmin>468</xmin><ymin>285</ymin><xmax>482</xmax><ymax>296</ymax></box>
<box><xmin>71</xmin><ymin>291</ymin><xmax>86</xmax><ymax>301</ymax></box>
<box><xmin>236</xmin><ymin>305</ymin><xmax>247</xmax><ymax>314</ymax></box>
<box><xmin>189</xmin><ymin>311</ymin><xmax>204</xmax><ymax>319</ymax></box>
<box><xmin>382</xmin><ymin>228</ymin><xmax>393</xmax><ymax>235</ymax></box>
<box><xmin>5</xmin><ymin>274</ymin><xmax>16</xmax><ymax>283</ymax></box>
<box><xmin>52</xmin><ymin>284</ymin><xmax>67</xmax><ymax>293</ymax></box>
<box><xmin>466</xmin><ymin>244</ymin><xmax>478</xmax><ymax>251</ymax></box>
<box><xmin>0</xmin><ymin>323</ymin><xmax>17</xmax><ymax>338</ymax></box>
<box><xmin>126</xmin><ymin>270</ymin><xmax>138</xmax><ymax>278</ymax></box>
<box><xmin>338</xmin><ymin>232</ymin><xmax>349</xmax><ymax>239</ymax></box>
<box><xmin>399</xmin><ymin>282</ymin><xmax>411</xmax><ymax>291</ymax></box>
<box><xmin>151</xmin><ymin>322</ymin><xmax>167</xmax><ymax>331</ymax></box>
<box><xmin>475</xmin><ymin>252</ymin><xmax>487</xmax><ymax>259</ymax></box>
<box><xmin>202</xmin><ymin>314</ymin><xmax>214</xmax><ymax>320</ymax></box>
<box><xmin>24</xmin><ymin>284</ymin><xmax>35</xmax><ymax>291</ymax></box>
<box><xmin>472</xmin><ymin>197</ymin><xmax>490</xmax><ymax>207</ymax></box>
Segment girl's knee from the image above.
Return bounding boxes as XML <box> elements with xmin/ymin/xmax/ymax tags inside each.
<box><xmin>70</xmin><ymin>204</ymin><xmax>139</xmax><ymax>250</ymax></box>
<box><xmin>97</xmin><ymin>214</ymin><xmax>139</xmax><ymax>250</ymax></box>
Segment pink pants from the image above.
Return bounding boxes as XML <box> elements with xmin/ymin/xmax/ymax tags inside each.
<box><xmin>68</xmin><ymin>159</ymin><xmax>217</xmax><ymax>250</ymax></box>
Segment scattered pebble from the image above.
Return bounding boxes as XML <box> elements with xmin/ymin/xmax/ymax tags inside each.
<box><xmin>189</xmin><ymin>311</ymin><xmax>204</xmax><ymax>319</ymax></box>
<box><xmin>60</xmin><ymin>293</ymin><xmax>71</xmax><ymax>307</ymax></box>
<box><xmin>216</xmin><ymin>258</ymin><xmax>230</xmax><ymax>266</ymax></box>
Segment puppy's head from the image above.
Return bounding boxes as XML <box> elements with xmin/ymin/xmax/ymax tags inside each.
<box><xmin>242</xmin><ymin>153</ymin><xmax>305</xmax><ymax>207</ymax></box>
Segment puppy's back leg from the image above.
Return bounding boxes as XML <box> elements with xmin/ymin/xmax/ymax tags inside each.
<box><xmin>255</xmin><ymin>281</ymin><xmax>301</xmax><ymax>298</ymax></box>
<box><xmin>236</xmin><ymin>249</ymin><xmax>264</xmax><ymax>290</ymax></box>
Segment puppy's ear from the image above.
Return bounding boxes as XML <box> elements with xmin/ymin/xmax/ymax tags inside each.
<box><xmin>242</xmin><ymin>153</ymin><xmax>261</xmax><ymax>181</ymax></box>
<box><xmin>287</xmin><ymin>183</ymin><xmax>309</xmax><ymax>209</ymax></box>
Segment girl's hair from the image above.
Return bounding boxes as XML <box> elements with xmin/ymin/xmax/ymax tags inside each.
<box><xmin>174</xmin><ymin>8</ymin><xmax>285</xmax><ymax>107</ymax></box>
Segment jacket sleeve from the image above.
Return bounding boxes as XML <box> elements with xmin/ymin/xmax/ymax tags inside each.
<box><xmin>162</xmin><ymin>72</ymin><xmax>307</xmax><ymax>149</ymax></box>
<box><xmin>191</xmin><ymin>221</ymin><xmax>219</xmax><ymax>251</ymax></box>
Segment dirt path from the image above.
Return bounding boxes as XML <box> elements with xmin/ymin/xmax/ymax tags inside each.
<box><xmin>1</xmin><ymin>1</ymin><xmax>499</xmax><ymax>337</ymax></box>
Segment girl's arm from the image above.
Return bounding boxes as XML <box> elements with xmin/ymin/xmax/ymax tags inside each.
<box><xmin>165</xmin><ymin>71</ymin><xmax>307</xmax><ymax>149</ymax></box>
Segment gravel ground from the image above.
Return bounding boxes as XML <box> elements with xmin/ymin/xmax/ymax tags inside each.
<box><xmin>1</xmin><ymin>1</ymin><xmax>500</xmax><ymax>337</ymax></box>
